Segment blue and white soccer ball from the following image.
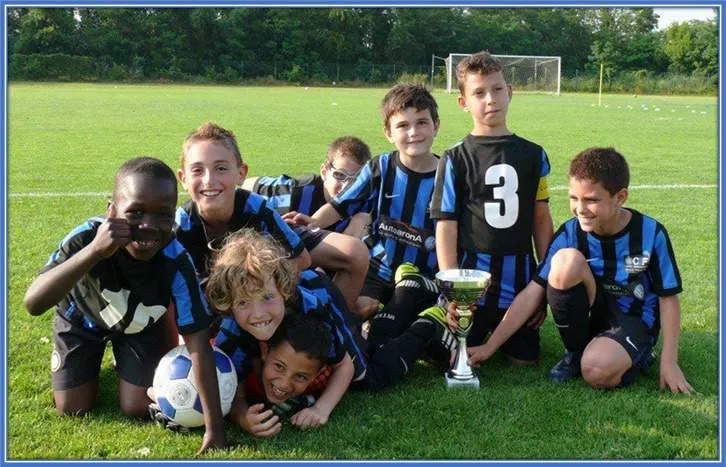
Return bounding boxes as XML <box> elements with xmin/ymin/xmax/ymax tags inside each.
<box><xmin>152</xmin><ymin>345</ymin><xmax>238</xmax><ymax>428</ymax></box>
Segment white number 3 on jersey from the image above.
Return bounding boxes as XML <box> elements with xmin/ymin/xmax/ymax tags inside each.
<box><xmin>485</xmin><ymin>164</ymin><xmax>519</xmax><ymax>229</ymax></box>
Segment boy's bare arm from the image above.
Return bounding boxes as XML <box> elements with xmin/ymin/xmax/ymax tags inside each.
<box><xmin>467</xmin><ymin>281</ymin><xmax>545</xmax><ymax>367</ymax></box>
<box><xmin>24</xmin><ymin>218</ymin><xmax>131</xmax><ymax>316</ymax></box>
<box><xmin>658</xmin><ymin>295</ymin><xmax>693</xmax><ymax>394</ymax></box>
<box><xmin>436</xmin><ymin>220</ymin><xmax>459</xmax><ymax>270</ymax></box>
<box><xmin>342</xmin><ymin>212</ymin><xmax>371</xmax><ymax>239</ymax></box>
<box><xmin>290</xmin><ymin>353</ymin><xmax>353</xmax><ymax>429</ymax></box>
<box><xmin>532</xmin><ymin>201</ymin><xmax>554</xmax><ymax>262</ymax></box>
<box><xmin>310</xmin><ymin>204</ymin><xmax>344</xmax><ymax>229</ymax></box>
<box><xmin>184</xmin><ymin>330</ymin><xmax>226</xmax><ymax>453</ymax></box>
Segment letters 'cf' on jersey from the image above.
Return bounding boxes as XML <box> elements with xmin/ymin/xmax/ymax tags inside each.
<box><xmin>252</xmin><ymin>174</ymin><xmax>356</xmax><ymax>233</ymax></box>
<box><xmin>430</xmin><ymin>134</ymin><xmax>551</xmax><ymax>309</ymax></box>
<box><xmin>43</xmin><ymin>217</ymin><xmax>214</xmax><ymax>336</ymax></box>
<box><xmin>535</xmin><ymin>209</ymin><xmax>682</xmax><ymax>335</ymax></box>
<box><xmin>331</xmin><ymin>151</ymin><xmax>438</xmax><ymax>284</ymax></box>
<box><xmin>214</xmin><ymin>269</ymin><xmax>367</xmax><ymax>380</ymax></box>
<box><xmin>175</xmin><ymin>188</ymin><xmax>305</xmax><ymax>280</ymax></box>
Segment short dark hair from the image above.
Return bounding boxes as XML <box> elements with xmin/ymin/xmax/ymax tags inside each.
<box><xmin>381</xmin><ymin>83</ymin><xmax>439</xmax><ymax>131</ymax></box>
<box><xmin>569</xmin><ymin>147</ymin><xmax>630</xmax><ymax>195</ymax></box>
<box><xmin>327</xmin><ymin>136</ymin><xmax>371</xmax><ymax>166</ymax></box>
<box><xmin>456</xmin><ymin>51</ymin><xmax>504</xmax><ymax>95</ymax></box>
<box><xmin>113</xmin><ymin>156</ymin><xmax>177</xmax><ymax>200</ymax></box>
<box><xmin>267</xmin><ymin>311</ymin><xmax>331</xmax><ymax>365</ymax></box>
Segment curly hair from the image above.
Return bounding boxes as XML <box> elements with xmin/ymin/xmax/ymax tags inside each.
<box><xmin>205</xmin><ymin>229</ymin><xmax>298</xmax><ymax>315</ymax></box>
<box><xmin>569</xmin><ymin>147</ymin><xmax>630</xmax><ymax>195</ymax></box>
<box><xmin>180</xmin><ymin>121</ymin><xmax>244</xmax><ymax>169</ymax></box>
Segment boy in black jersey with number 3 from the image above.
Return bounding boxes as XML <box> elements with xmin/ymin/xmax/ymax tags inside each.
<box><xmin>431</xmin><ymin>51</ymin><xmax>554</xmax><ymax>365</ymax></box>
<box><xmin>23</xmin><ymin>157</ymin><xmax>225</xmax><ymax>453</ymax></box>
<box><xmin>461</xmin><ymin>147</ymin><xmax>691</xmax><ymax>393</ymax></box>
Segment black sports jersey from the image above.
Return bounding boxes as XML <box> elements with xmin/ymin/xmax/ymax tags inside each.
<box><xmin>214</xmin><ymin>269</ymin><xmax>367</xmax><ymax>380</ymax></box>
<box><xmin>175</xmin><ymin>188</ymin><xmax>305</xmax><ymax>279</ymax></box>
<box><xmin>43</xmin><ymin>217</ymin><xmax>213</xmax><ymax>336</ymax></box>
<box><xmin>331</xmin><ymin>151</ymin><xmax>438</xmax><ymax>283</ymax></box>
<box><xmin>431</xmin><ymin>134</ymin><xmax>551</xmax><ymax>308</ymax></box>
<box><xmin>252</xmin><ymin>174</ymin><xmax>353</xmax><ymax>233</ymax></box>
<box><xmin>535</xmin><ymin>209</ymin><xmax>682</xmax><ymax>334</ymax></box>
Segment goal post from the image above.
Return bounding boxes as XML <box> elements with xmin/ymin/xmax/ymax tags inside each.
<box><xmin>444</xmin><ymin>53</ymin><xmax>561</xmax><ymax>95</ymax></box>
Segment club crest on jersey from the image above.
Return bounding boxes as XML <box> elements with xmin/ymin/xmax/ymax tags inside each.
<box><xmin>624</xmin><ymin>252</ymin><xmax>650</xmax><ymax>274</ymax></box>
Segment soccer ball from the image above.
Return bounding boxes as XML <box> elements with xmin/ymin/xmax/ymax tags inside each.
<box><xmin>152</xmin><ymin>345</ymin><xmax>238</xmax><ymax>428</ymax></box>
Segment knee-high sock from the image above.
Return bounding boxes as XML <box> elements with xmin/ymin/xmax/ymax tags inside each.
<box><xmin>547</xmin><ymin>282</ymin><xmax>591</xmax><ymax>353</ymax></box>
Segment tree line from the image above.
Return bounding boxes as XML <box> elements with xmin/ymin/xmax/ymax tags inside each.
<box><xmin>7</xmin><ymin>7</ymin><xmax>718</xmax><ymax>91</ymax></box>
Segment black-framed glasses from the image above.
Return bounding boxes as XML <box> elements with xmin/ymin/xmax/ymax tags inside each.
<box><xmin>326</xmin><ymin>161</ymin><xmax>359</xmax><ymax>184</ymax></box>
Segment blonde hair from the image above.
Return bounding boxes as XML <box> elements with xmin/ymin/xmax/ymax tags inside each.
<box><xmin>205</xmin><ymin>229</ymin><xmax>298</xmax><ymax>314</ymax></box>
<box><xmin>180</xmin><ymin>121</ymin><xmax>243</xmax><ymax>169</ymax></box>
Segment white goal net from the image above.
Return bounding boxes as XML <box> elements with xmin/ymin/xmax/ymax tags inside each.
<box><xmin>445</xmin><ymin>53</ymin><xmax>561</xmax><ymax>95</ymax></box>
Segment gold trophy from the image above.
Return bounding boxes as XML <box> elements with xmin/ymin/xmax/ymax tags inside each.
<box><xmin>435</xmin><ymin>269</ymin><xmax>491</xmax><ymax>389</ymax></box>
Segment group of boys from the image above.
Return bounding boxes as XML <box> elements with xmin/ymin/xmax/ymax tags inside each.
<box><xmin>24</xmin><ymin>51</ymin><xmax>692</xmax><ymax>453</ymax></box>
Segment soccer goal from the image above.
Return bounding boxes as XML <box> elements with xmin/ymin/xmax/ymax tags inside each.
<box><xmin>444</xmin><ymin>53</ymin><xmax>561</xmax><ymax>95</ymax></box>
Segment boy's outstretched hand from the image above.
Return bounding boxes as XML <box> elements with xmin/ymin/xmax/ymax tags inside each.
<box><xmin>290</xmin><ymin>405</ymin><xmax>328</xmax><ymax>429</ymax></box>
<box><xmin>282</xmin><ymin>211</ymin><xmax>317</xmax><ymax>229</ymax></box>
<box><xmin>197</xmin><ymin>431</ymin><xmax>226</xmax><ymax>455</ymax></box>
<box><xmin>659</xmin><ymin>361</ymin><xmax>693</xmax><ymax>395</ymax></box>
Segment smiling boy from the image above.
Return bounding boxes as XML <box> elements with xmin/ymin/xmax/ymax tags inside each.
<box><xmin>462</xmin><ymin>147</ymin><xmax>691</xmax><ymax>393</ymax></box>
<box><xmin>24</xmin><ymin>157</ymin><xmax>225</xmax><ymax>453</ymax></box>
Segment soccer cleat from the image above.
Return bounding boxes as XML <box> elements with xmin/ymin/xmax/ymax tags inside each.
<box><xmin>548</xmin><ymin>351</ymin><xmax>582</xmax><ymax>383</ymax></box>
<box><xmin>418</xmin><ymin>305</ymin><xmax>457</xmax><ymax>354</ymax></box>
<box><xmin>394</xmin><ymin>262</ymin><xmax>421</xmax><ymax>284</ymax></box>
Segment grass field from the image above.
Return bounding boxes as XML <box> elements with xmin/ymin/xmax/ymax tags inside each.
<box><xmin>6</xmin><ymin>83</ymin><xmax>720</xmax><ymax>460</ymax></box>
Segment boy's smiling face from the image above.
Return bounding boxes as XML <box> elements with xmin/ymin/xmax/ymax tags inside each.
<box><xmin>110</xmin><ymin>173</ymin><xmax>176</xmax><ymax>261</ymax></box>
<box><xmin>458</xmin><ymin>71</ymin><xmax>512</xmax><ymax>136</ymax></box>
<box><xmin>178</xmin><ymin>140</ymin><xmax>248</xmax><ymax>224</ymax></box>
<box><xmin>384</xmin><ymin>107</ymin><xmax>439</xmax><ymax>160</ymax></box>
<box><xmin>568</xmin><ymin>177</ymin><xmax>628</xmax><ymax>236</ymax></box>
<box><xmin>231</xmin><ymin>276</ymin><xmax>286</xmax><ymax>341</ymax></box>
<box><xmin>260</xmin><ymin>341</ymin><xmax>323</xmax><ymax>404</ymax></box>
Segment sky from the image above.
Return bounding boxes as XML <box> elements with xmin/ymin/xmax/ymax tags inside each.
<box><xmin>653</xmin><ymin>7</ymin><xmax>718</xmax><ymax>30</ymax></box>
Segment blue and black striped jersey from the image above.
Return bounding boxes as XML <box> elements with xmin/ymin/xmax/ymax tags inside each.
<box><xmin>214</xmin><ymin>269</ymin><xmax>367</xmax><ymax>379</ymax></box>
<box><xmin>331</xmin><ymin>151</ymin><xmax>438</xmax><ymax>283</ymax></box>
<box><xmin>43</xmin><ymin>218</ymin><xmax>213</xmax><ymax>336</ymax></box>
<box><xmin>175</xmin><ymin>188</ymin><xmax>305</xmax><ymax>279</ymax></box>
<box><xmin>252</xmin><ymin>174</ymin><xmax>353</xmax><ymax>233</ymax></box>
<box><xmin>431</xmin><ymin>134</ymin><xmax>551</xmax><ymax>309</ymax></box>
<box><xmin>535</xmin><ymin>209</ymin><xmax>682</xmax><ymax>332</ymax></box>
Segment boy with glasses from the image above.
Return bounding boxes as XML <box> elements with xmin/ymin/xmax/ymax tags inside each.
<box><xmin>243</xmin><ymin>136</ymin><xmax>372</xmax><ymax>314</ymax></box>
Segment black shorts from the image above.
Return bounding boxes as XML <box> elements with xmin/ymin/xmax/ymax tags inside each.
<box><xmin>51</xmin><ymin>314</ymin><xmax>172</xmax><ymax>390</ymax></box>
<box><xmin>590</xmin><ymin>284</ymin><xmax>656</xmax><ymax>366</ymax></box>
<box><xmin>359</xmin><ymin>267</ymin><xmax>394</xmax><ymax>304</ymax></box>
<box><xmin>294</xmin><ymin>225</ymin><xmax>331</xmax><ymax>252</ymax></box>
<box><xmin>467</xmin><ymin>301</ymin><xmax>540</xmax><ymax>362</ymax></box>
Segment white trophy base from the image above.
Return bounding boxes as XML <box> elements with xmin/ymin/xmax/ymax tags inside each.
<box><xmin>445</xmin><ymin>372</ymin><xmax>480</xmax><ymax>389</ymax></box>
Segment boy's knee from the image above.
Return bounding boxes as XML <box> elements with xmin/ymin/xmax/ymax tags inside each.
<box><xmin>120</xmin><ymin>398</ymin><xmax>151</xmax><ymax>418</ymax></box>
<box><xmin>549</xmin><ymin>249</ymin><xmax>588</xmax><ymax>289</ymax></box>
<box><xmin>581</xmin><ymin>353</ymin><xmax>620</xmax><ymax>389</ymax></box>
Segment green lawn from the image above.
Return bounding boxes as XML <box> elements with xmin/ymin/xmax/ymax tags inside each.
<box><xmin>6</xmin><ymin>83</ymin><xmax>719</xmax><ymax>460</ymax></box>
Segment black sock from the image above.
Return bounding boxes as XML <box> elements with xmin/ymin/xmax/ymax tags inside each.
<box><xmin>367</xmin><ymin>277</ymin><xmax>438</xmax><ymax>353</ymax></box>
<box><xmin>361</xmin><ymin>318</ymin><xmax>435</xmax><ymax>391</ymax></box>
<box><xmin>547</xmin><ymin>282</ymin><xmax>591</xmax><ymax>353</ymax></box>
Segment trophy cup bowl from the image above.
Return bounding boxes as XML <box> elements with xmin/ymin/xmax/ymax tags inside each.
<box><xmin>435</xmin><ymin>269</ymin><xmax>491</xmax><ymax>389</ymax></box>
